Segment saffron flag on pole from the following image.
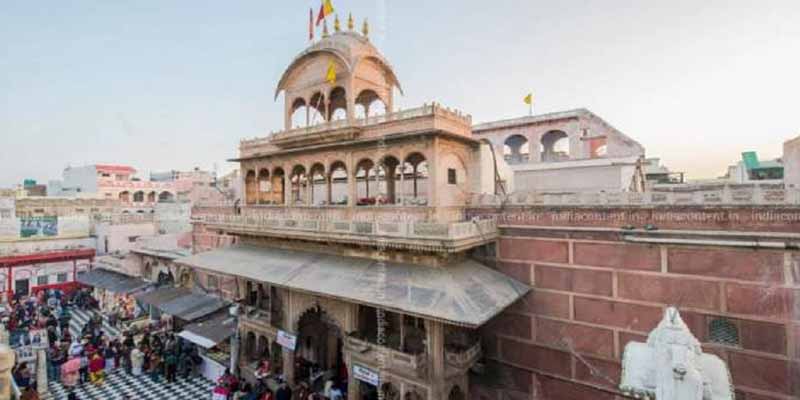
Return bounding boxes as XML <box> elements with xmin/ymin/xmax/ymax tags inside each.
<box><xmin>326</xmin><ymin>60</ymin><xmax>337</xmax><ymax>85</ymax></box>
<box><xmin>316</xmin><ymin>0</ymin><xmax>334</xmax><ymax>26</ymax></box>
<box><xmin>523</xmin><ymin>93</ymin><xmax>533</xmax><ymax>105</ymax></box>
<box><xmin>309</xmin><ymin>8</ymin><xmax>315</xmax><ymax>41</ymax></box>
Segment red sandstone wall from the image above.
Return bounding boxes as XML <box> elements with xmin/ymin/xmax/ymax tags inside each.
<box><xmin>472</xmin><ymin>207</ymin><xmax>800</xmax><ymax>400</ymax></box>
<box><xmin>191</xmin><ymin>206</ymin><xmax>238</xmax><ymax>253</ymax></box>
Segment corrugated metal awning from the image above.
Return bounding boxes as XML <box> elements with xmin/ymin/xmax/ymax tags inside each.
<box><xmin>175</xmin><ymin>245</ymin><xmax>530</xmax><ymax>328</ymax></box>
<box><xmin>77</xmin><ymin>268</ymin><xmax>151</xmax><ymax>294</ymax></box>
<box><xmin>135</xmin><ymin>287</ymin><xmax>228</xmax><ymax>322</ymax></box>
<box><xmin>178</xmin><ymin>311</ymin><xmax>237</xmax><ymax>348</ymax></box>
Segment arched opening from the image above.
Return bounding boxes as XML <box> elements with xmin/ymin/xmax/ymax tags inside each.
<box><xmin>448</xmin><ymin>386</ymin><xmax>465</xmax><ymax>400</ymax></box>
<box><xmin>118</xmin><ymin>191</ymin><xmax>130</xmax><ymax>203</ymax></box>
<box><xmin>245</xmin><ymin>332</ymin><xmax>257</xmax><ymax>361</ymax></box>
<box><xmin>354</xmin><ymin>103</ymin><xmax>367</xmax><ymax>119</ymax></box>
<box><xmin>257</xmin><ymin>168</ymin><xmax>271</xmax><ymax>204</ymax></box>
<box><xmin>295</xmin><ymin>306</ymin><xmax>345</xmax><ymax>386</ymax></box>
<box><xmin>355</xmin><ymin>159</ymin><xmax>376</xmax><ymax>206</ymax></box>
<box><xmin>400</xmin><ymin>153</ymin><xmax>429</xmax><ymax>206</ymax></box>
<box><xmin>541</xmin><ymin>130</ymin><xmax>570</xmax><ymax>162</ymax></box>
<box><xmin>356</xmin><ymin>89</ymin><xmax>386</xmax><ymax>119</ymax></box>
<box><xmin>143</xmin><ymin>262</ymin><xmax>152</xmax><ymax>281</ymax></box>
<box><xmin>404</xmin><ymin>390</ymin><xmax>423</xmax><ymax>400</ymax></box>
<box><xmin>132</xmin><ymin>191</ymin><xmax>145</xmax><ymax>203</ymax></box>
<box><xmin>270</xmin><ymin>341</ymin><xmax>282</xmax><ymax>372</ymax></box>
<box><xmin>329</xmin><ymin>161</ymin><xmax>348</xmax><ymax>205</ymax></box>
<box><xmin>245</xmin><ymin>170</ymin><xmax>257</xmax><ymax>205</ymax></box>
<box><xmin>290</xmin><ymin>97</ymin><xmax>308</xmax><ymax>128</ymax></box>
<box><xmin>257</xmin><ymin>335</ymin><xmax>270</xmax><ymax>361</ymax></box>
<box><xmin>158</xmin><ymin>191</ymin><xmax>175</xmax><ymax>203</ymax></box>
<box><xmin>381</xmin><ymin>383</ymin><xmax>400</xmax><ymax>400</ymax></box>
<box><xmin>503</xmin><ymin>134</ymin><xmax>530</xmax><ymax>164</ymax></box>
<box><xmin>308</xmin><ymin>92</ymin><xmax>326</xmax><ymax>125</ymax></box>
<box><xmin>271</xmin><ymin>167</ymin><xmax>286</xmax><ymax>205</ymax></box>
<box><xmin>147</xmin><ymin>191</ymin><xmax>156</xmax><ymax>203</ymax></box>
<box><xmin>376</xmin><ymin>155</ymin><xmax>400</xmax><ymax>205</ymax></box>
<box><xmin>309</xmin><ymin>163</ymin><xmax>327</xmax><ymax>205</ymax></box>
<box><xmin>328</xmin><ymin>86</ymin><xmax>347</xmax><ymax>121</ymax></box>
<box><xmin>290</xmin><ymin>165</ymin><xmax>308</xmax><ymax>205</ymax></box>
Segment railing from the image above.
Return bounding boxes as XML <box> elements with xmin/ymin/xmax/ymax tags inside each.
<box><xmin>469</xmin><ymin>184</ymin><xmax>800</xmax><ymax>207</ymax></box>
<box><xmin>240</xmin><ymin>103</ymin><xmax>473</xmax><ymax>153</ymax></box>
<box><xmin>445</xmin><ymin>341</ymin><xmax>482</xmax><ymax>370</ymax></box>
<box><xmin>195</xmin><ymin>214</ymin><xmax>497</xmax><ymax>242</ymax></box>
<box><xmin>345</xmin><ymin>336</ymin><xmax>427</xmax><ymax>378</ymax></box>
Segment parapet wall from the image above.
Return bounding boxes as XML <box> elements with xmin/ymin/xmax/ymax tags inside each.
<box><xmin>469</xmin><ymin>199</ymin><xmax>800</xmax><ymax>400</ymax></box>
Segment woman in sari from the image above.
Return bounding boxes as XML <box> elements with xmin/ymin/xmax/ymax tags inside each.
<box><xmin>61</xmin><ymin>357</ymin><xmax>81</xmax><ymax>389</ymax></box>
<box><xmin>89</xmin><ymin>352</ymin><xmax>105</xmax><ymax>385</ymax></box>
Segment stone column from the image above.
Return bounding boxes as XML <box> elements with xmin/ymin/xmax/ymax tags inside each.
<box><xmin>426</xmin><ymin>320</ymin><xmax>446</xmax><ymax>400</ymax></box>
<box><xmin>0</xmin><ymin>344</ymin><xmax>14</xmax><ymax>400</ymax></box>
<box><xmin>36</xmin><ymin>348</ymin><xmax>49</xmax><ymax>398</ymax></box>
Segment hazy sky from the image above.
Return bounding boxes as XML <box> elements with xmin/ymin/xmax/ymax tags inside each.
<box><xmin>2</xmin><ymin>0</ymin><xmax>799</xmax><ymax>187</ymax></box>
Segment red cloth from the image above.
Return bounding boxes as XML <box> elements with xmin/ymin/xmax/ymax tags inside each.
<box><xmin>89</xmin><ymin>356</ymin><xmax>105</xmax><ymax>373</ymax></box>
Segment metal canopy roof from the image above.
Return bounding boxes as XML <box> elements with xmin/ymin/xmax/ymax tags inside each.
<box><xmin>176</xmin><ymin>245</ymin><xmax>529</xmax><ymax>328</ymax></box>
<box><xmin>135</xmin><ymin>287</ymin><xmax>229</xmax><ymax>322</ymax></box>
<box><xmin>76</xmin><ymin>268</ymin><xmax>151</xmax><ymax>294</ymax></box>
<box><xmin>178</xmin><ymin>311</ymin><xmax>237</xmax><ymax>349</ymax></box>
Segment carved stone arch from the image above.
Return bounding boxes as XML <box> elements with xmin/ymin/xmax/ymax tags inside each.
<box><xmin>352</xmin><ymin>55</ymin><xmax>403</xmax><ymax>95</ymax></box>
<box><xmin>177</xmin><ymin>265</ymin><xmax>194</xmax><ymax>287</ymax></box>
<box><xmin>381</xmin><ymin>381</ymin><xmax>401</xmax><ymax>400</ymax></box>
<box><xmin>292</xmin><ymin>303</ymin><xmax>345</xmax><ymax>335</ymax></box>
<box><xmin>275</xmin><ymin>49</ymin><xmax>353</xmax><ymax>100</ymax></box>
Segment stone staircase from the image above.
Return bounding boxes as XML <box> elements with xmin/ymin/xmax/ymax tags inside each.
<box><xmin>68</xmin><ymin>308</ymin><xmax>122</xmax><ymax>339</ymax></box>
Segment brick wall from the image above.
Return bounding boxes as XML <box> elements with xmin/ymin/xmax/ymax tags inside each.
<box><xmin>473</xmin><ymin>206</ymin><xmax>800</xmax><ymax>400</ymax></box>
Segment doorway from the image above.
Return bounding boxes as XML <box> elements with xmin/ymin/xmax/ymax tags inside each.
<box><xmin>15</xmin><ymin>279</ymin><xmax>29</xmax><ymax>297</ymax></box>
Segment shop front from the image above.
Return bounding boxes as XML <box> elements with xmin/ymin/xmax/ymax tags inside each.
<box><xmin>177</xmin><ymin>310</ymin><xmax>238</xmax><ymax>382</ymax></box>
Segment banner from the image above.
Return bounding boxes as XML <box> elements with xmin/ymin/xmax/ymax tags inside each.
<box><xmin>276</xmin><ymin>330</ymin><xmax>297</xmax><ymax>351</ymax></box>
<box><xmin>20</xmin><ymin>216</ymin><xmax>58</xmax><ymax>238</ymax></box>
<box><xmin>353</xmin><ymin>364</ymin><xmax>379</xmax><ymax>386</ymax></box>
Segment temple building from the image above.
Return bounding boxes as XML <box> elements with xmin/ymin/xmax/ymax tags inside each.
<box><xmin>176</xmin><ymin>27</ymin><xmax>528</xmax><ymax>400</ymax></box>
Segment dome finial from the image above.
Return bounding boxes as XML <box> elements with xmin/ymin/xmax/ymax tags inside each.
<box><xmin>362</xmin><ymin>18</ymin><xmax>369</xmax><ymax>39</ymax></box>
<box><xmin>347</xmin><ymin>13</ymin><xmax>354</xmax><ymax>31</ymax></box>
<box><xmin>322</xmin><ymin>18</ymin><xmax>330</xmax><ymax>38</ymax></box>
<box><xmin>334</xmin><ymin>14</ymin><xmax>341</xmax><ymax>32</ymax></box>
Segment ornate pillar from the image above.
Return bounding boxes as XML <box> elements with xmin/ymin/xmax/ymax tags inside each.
<box><xmin>36</xmin><ymin>348</ymin><xmax>49</xmax><ymax>398</ymax></box>
<box><xmin>282</xmin><ymin>291</ymin><xmax>295</xmax><ymax>385</ymax></box>
<box><xmin>0</xmin><ymin>343</ymin><xmax>14</xmax><ymax>400</ymax></box>
<box><xmin>426</xmin><ymin>320</ymin><xmax>446</xmax><ymax>400</ymax></box>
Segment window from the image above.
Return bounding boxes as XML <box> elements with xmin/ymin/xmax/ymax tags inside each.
<box><xmin>101</xmin><ymin>173</ymin><xmax>111</xmax><ymax>178</ymax></box>
<box><xmin>207</xmin><ymin>275</ymin><xmax>219</xmax><ymax>289</ymax></box>
<box><xmin>37</xmin><ymin>275</ymin><xmax>48</xmax><ymax>286</ymax></box>
<box><xmin>57</xmin><ymin>273</ymin><xmax>68</xmax><ymax>283</ymax></box>
<box><xmin>709</xmin><ymin>317</ymin><xmax>739</xmax><ymax>346</ymax></box>
<box><xmin>447</xmin><ymin>168</ymin><xmax>457</xmax><ymax>184</ymax></box>
<box><xmin>128</xmin><ymin>236</ymin><xmax>139</xmax><ymax>243</ymax></box>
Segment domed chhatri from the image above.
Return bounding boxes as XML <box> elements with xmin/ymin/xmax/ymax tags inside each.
<box><xmin>275</xmin><ymin>31</ymin><xmax>402</xmax><ymax>130</ymax></box>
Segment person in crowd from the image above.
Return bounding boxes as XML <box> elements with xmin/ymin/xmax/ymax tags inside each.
<box><xmin>164</xmin><ymin>350</ymin><xmax>177</xmax><ymax>383</ymax></box>
<box><xmin>254</xmin><ymin>358</ymin><xmax>271</xmax><ymax>382</ymax></box>
<box><xmin>88</xmin><ymin>352</ymin><xmax>105</xmax><ymax>385</ymax></box>
<box><xmin>275</xmin><ymin>382</ymin><xmax>292</xmax><ymax>400</ymax></box>
<box><xmin>130</xmin><ymin>345</ymin><xmax>144</xmax><ymax>376</ymax></box>
<box><xmin>78</xmin><ymin>349</ymin><xmax>89</xmax><ymax>384</ymax></box>
<box><xmin>19</xmin><ymin>385</ymin><xmax>39</xmax><ymax>400</ymax></box>
<box><xmin>13</xmin><ymin>363</ymin><xmax>31</xmax><ymax>390</ymax></box>
<box><xmin>61</xmin><ymin>356</ymin><xmax>80</xmax><ymax>389</ymax></box>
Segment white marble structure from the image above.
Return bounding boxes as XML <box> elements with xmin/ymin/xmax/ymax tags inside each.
<box><xmin>620</xmin><ymin>307</ymin><xmax>733</xmax><ymax>400</ymax></box>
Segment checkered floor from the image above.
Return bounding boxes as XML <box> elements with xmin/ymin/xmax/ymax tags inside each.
<box><xmin>48</xmin><ymin>370</ymin><xmax>214</xmax><ymax>400</ymax></box>
<box><xmin>68</xmin><ymin>308</ymin><xmax>122</xmax><ymax>339</ymax></box>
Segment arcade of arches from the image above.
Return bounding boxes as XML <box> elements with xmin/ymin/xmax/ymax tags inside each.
<box><xmin>290</xmin><ymin>87</ymin><xmax>389</xmax><ymax>129</ymax></box>
<box><xmin>244</xmin><ymin>153</ymin><xmax>431</xmax><ymax>207</ymax></box>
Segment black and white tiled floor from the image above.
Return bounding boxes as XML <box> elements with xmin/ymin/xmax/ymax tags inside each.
<box><xmin>48</xmin><ymin>370</ymin><xmax>214</xmax><ymax>400</ymax></box>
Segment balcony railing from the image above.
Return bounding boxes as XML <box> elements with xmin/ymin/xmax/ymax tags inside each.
<box><xmin>344</xmin><ymin>335</ymin><xmax>427</xmax><ymax>379</ymax></box>
<box><xmin>196</xmin><ymin>213</ymin><xmax>496</xmax><ymax>244</ymax></box>
<box><xmin>445</xmin><ymin>341</ymin><xmax>482</xmax><ymax>370</ymax></box>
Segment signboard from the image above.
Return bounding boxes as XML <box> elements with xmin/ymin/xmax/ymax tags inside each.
<box><xmin>353</xmin><ymin>364</ymin><xmax>380</xmax><ymax>386</ymax></box>
<box><xmin>20</xmin><ymin>216</ymin><xmax>58</xmax><ymax>238</ymax></box>
<box><xmin>276</xmin><ymin>330</ymin><xmax>297</xmax><ymax>351</ymax></box>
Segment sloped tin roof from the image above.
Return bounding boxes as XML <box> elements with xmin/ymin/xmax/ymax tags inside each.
<box><xmin>176</xmin><ymin>245</ymin><xmax>529</xmax><ymax>328</ymax></box>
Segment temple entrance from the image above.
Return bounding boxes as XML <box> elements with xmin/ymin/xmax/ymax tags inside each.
<box><xmin>295</xmin><ymin>306</ymin><xmax>346</xmax><ymax>393</ymax></box>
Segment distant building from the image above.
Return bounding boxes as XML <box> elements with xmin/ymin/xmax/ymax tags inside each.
<box><xmin>643</xmin><ymin>157</ymin><xmax>684</xmax><ymax>187</ymax></box>
<box><xmin>49</xmin><ymin>164</ymin><xmax>179</xmax><ymax>204</ymax></box>
<box><xmin>724</xmin><ymin>151</ymin><xmax>783</xmax><ymax>184</ymax></box>
<box><xmin>784</xmin><ymin>135</ymin><xmax>800</xmax><ymax>188</ymax></box>
<box><xmin>472</xmin><ymin>109</ymin><xmax>646</xmax><ymax>193</ymax></box>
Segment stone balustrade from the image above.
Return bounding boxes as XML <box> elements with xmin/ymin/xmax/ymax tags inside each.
<box><xmin>469</xmin><ymin>184</ymin><xmax>800</xmax><ymax>207</ymax></box>
<box><xmin>344</xmin><ymin>335</ymin><xmax>428</xmax><ymax>379</ymax></box>
<box><xmin>444</xmin><ymin>341</ymin><xmax>482</xmax><ymax>370</ymax></box>
<box><xmin>194</xmin><ymin>212</ymin><xmax>497</xmax><ymax>245</ymax></box>
<box><xmin>239</xmin><ymin>103</ymin><xmax>473</xmax><ymax>157</ymax></box>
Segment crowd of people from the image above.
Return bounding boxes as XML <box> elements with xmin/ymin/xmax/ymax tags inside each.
<box><xmin>4</xmin><ymin>288</ymin><xmax>205</xmax><ymax>399</ymax></box>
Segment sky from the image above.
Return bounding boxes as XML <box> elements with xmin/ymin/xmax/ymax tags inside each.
<box><xmin>1</xmin><ymin>0</ymin><xmax>799</xmax><ymax>187</ymax></box>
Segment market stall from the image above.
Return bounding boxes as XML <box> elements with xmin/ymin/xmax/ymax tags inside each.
<box><xmin>177</xmin><ymin>311</ymin><xmax>238</xmax><ymax>382</ymax></box>
<box><xmin>76</xmin><ymin>267</ymin><xmax>151</xmax><ymax>326</ymax></box>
